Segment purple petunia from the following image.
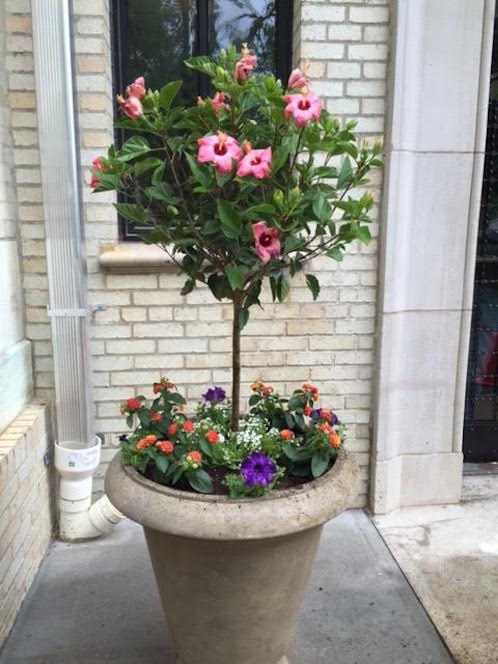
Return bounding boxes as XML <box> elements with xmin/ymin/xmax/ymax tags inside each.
<box><xmin>311</xmin><ymin>408</ymin><xmax>338</xmax><ymax>425</ymax></box>
<box><xmin>240</xmin><ymin>452</ymin><xmax>276</xmax><ymax>488</ymax></box>
<box><xmin>202</xmin><ymin>386</ymin><xmax>226</xmax><ymax>403</ymax></box>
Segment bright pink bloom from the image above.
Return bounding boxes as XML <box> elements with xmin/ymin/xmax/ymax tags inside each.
<box><xmin>235</xmin><ymin>54</ymin><xmax>257</xmax><ymax>82</ymax></box>
<box><xmin>283</xmin><ymin>91</ymin><xmax>322</xmax><ymax>128</ymax></box>
<box><xmin>236</xmin><ymin>146</ymin><xmax>272</xmax><ymax>180</ymax></box>
<box><xmin>197</xmin><ymin>131</ymin><xmax>242</xmax><ymax>174</ymax></box>
<box><xmin>89</xmin><ymin>156</ymin><xmax>103</xmax><ymax>188</ymax></box>
<box><xmin>210</xmin><ymin>92</ymin><xmax>229</xmax><ymax>114</ymax></box>
<box><xmin>234</xmin><ymin>45</ymin><xmax>257</xmax><ymax>82</ymax></box>
<box><xmin>118</xmin><ymin>94</ymin><xmax>143</xmax><ymax>120</ymax></box>
<box><xmin>252</xmin><ymin>221</ymin><xmax>281</xmax><ymax>263</ymax></box>
<box><xmin>287</xmin><ymin>68</ymin><xmax>309</xmax><ymax>91</ymax></box>
<box><xmin>125</xmin><ymin>76</ymin><xmax>146</xmax><ymax>100</ymax></box>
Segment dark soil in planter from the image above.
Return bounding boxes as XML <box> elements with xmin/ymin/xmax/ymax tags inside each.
<box><xmin>142</xmin><ymin>457</ymin><xmax>337</xmax><ymax>496</ymax></box>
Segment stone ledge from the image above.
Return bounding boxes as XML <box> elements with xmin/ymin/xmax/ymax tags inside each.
<box><xmin>0</xmin><ymin>402</ymin><xmax>49</xmax><ymax>485</ymax></box>
<box><xmin>99</xmin><ymin>243</ymin><xmax>178</xmax><ymax>273</ymax></box>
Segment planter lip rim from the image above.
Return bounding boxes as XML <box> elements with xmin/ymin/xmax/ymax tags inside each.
<box><xmin>121</xmin><ymin>448</ymin><xmax>348</xmax><ymax>504</ymax></box>
<box><xmin>105</xmin><ymin>448</ymin><xmax>360</xmax><ymax>540</ymax></box>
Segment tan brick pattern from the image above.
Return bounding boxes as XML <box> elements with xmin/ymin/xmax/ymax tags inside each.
<box><xmin>0</xmin><ymin>404</ymin><xmax>55</xmax><ymax>647</ymax></box>
<box><xmin>70</xmin><ymin>0</ymin><xmax>390</xmax><ymax>503</ymax></box>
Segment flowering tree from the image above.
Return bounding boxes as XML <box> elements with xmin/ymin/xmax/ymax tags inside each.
<box><xmin>91</xmin><ymin>45</ymin><xmax>382</xmax><ymax>430</ymax></box>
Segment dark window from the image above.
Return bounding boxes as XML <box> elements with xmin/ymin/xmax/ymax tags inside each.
<box><xmin>111</xmin><ymin>0</ymin><xmax>293</xmax><ymax>241</ymax></box>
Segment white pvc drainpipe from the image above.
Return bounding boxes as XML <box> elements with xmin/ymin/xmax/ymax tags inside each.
<box><xmin>31</xmin><ymin>0</ymin><xmax>124</xmax><ymax>540</ymax></box>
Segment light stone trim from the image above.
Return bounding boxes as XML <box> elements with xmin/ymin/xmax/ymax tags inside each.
<box><xmin>370</xmin><ymin>0</ymin><xmax>495</xmax><ymax>514</ymax></box>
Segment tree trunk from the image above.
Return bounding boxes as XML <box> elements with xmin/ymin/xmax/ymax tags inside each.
<box><xmin>231</xmin><ymin>293</ymin><xmax>243</xmax><ymax>431</ymax></box>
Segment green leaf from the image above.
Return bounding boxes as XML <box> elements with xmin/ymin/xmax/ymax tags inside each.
<box><xmin>358</xmin><ymin>226</ymin><xmax>372</xmax><ymax>245</ymax></box>
<box><xmin>248</xmin><ymin>394</ymin><xmax>261</xmax><ymax>407</ymax></box>
<box><xmin>237</xmin><ymin>307</ymin><xmax>249</xmax><ymax>330</ymax></box>
<box><xmin>246</xmin><ymin>203</ymin><xmax>276</xmax><ymax>216</ymax></box>
<box><xmin>118</xmin><ymin>136</ymin><xmax>150</xmax><ymax>162</ymax></box>
<box><xmin>326</xmin><ymin>247</ymin><xmax>344</xmax><ymax>261</ymax></box>
<box><xmin>311</xmin><ymin>452</ymin><xmax>330</xmax><ymax>479</ymax></box>
<box><xmin>285</xmin><ymin>412</ymin><xmax>295</xmax><ymax>428</ymax></box>
<box><xmin>207</xmin><ymin>273</ymin><xmax>231</xmax><ymax>301</ymax></box>
<box><xmin>155</xmin><ymin>456</ymin><xmax>170</xmax><ymax>475</ymax></box>
<box><xmin>133</xmin><ymin>157</ymin><xmax>163</xmax><ymax>177</ymax></box>
<box><xmin>337</xmin><ymin>156</ymin><xmax>354</xmax><ymax>189</ymax></box>
<box><xmin>276</xmin><ymin>275</ymin><xmax>290</xmax><ymax>302</ymax></box>
<box><xmin>188</xmin><ymin>468</ymin><xmax>213</xmax><ymax>494</ymax></box>
<box><xmin>199</xmin><ymin>438</ymin><xmax>214</xmax><ymax>457</ymax></box>
<box><xmin>282</xmin><ymin>444</ymin><xmax>311</xmax><ymax>463</ymax></box>
<box><xmin>115</xmin><ymin>203</ymin><xmax>145</xmax><ymax>224</ymax></box>
<box><xmin>312</xmin><ymin>193</ymin><xmax>332</xmax><ymax>223</ymax></box>
<box><xmin>158</xmin><ymin>80</ymin><xmax>183</xmax><ymax>110</ymax></box>
<box><xmin>181</xmin><ymin>279</ymin><xmax>195</xmax><ymax>296</ymax></box>
<box><xmin>217</xmin><ymin>200</ymin><xmax>242</xmax><ymax>238</ymax></box>
<box><xmin>184</xmin><ymin>56</ymin><xmax>217</xmax><ymax>77</ymax></box>
<box><xmin>305</xmin><ymin>274</ymin><xmax>320</xmax><ymax>301</ymax></box>
<box><xmin>186</xmin><ymin>153</ymin><xmax>212</xmax><ymax>188</ymax></box>
<box><xmin>169</xmin><ymin>392</ymin><xmax>186</xmax><ymax>405</ymax></box>
<box><xmin>226</xmin><ymin>265</ymin><xmax>249</xmax><ymax>291</ymax></box>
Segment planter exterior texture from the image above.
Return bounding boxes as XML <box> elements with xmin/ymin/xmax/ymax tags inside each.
<box><xmin>106</xmin><ymin>450</ymin><xmax>360</xmax><ymax>664</ymax></box>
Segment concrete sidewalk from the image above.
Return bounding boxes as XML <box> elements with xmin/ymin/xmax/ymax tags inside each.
<box><xmin>0</xmin><ymin>510</ymin><xmax>454</xmax><ymax>664</ymax></box>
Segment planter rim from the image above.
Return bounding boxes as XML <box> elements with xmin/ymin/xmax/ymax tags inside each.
<box><xmin>105</xmin><ymin>449</ymin><xmax>360</xmax><ymax>540</ymax></box>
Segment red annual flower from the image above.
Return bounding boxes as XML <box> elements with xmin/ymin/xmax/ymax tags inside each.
<box><xmin>168</xmin><ymin>423</ymin><xmax>178</xmax><ymax>436</ymax></box>
<box><xmin>302</xmin><ymin>383</ymin><xmax>319</xmax><ymax>401</ymax></box>
<box><xmin>150</xmin><ymin>411</ymin><xmax>162</xmax><ymax>423</ymax></box>
<box><xmin>182</xmin><ymin>421</ymin><xmax>194</xmax><ymax>433</ymax></box>
<box><xmin>279</xmin><ymin>429</ymin><xmax>293</xmax><ymax>440</ymax></box>
<box><xmin>205</xmin><ymin>430</ymin><xmax>219</xmax><ymax>445</ymax></box>
<box><xmin>153</xmin><ymin>380</ymin><xmax>175</xmax><ymax>394</ymax></box>
<box><xmin>187</xmin><ymin>451</ymin><xmax>202</xmax><ymax>463</ymax></box>
<box><xmin>329</xmin><ymin>432</ymin><xmax>341</xmax><ymax>449</ymax></box>
<box><xmin>303</xmin><ymin>405</ymin><xmax>312</xmax><ymax>416</ymax></box>
<box><xmin>121</xmin><ymin>397</ymin><xmax>141</xmax><ymax>414</ymax></box>
<box><xmin>156</xmin><ymin>440</ymin><xmax>174</xmax><ymax>454</ymax></box>
<box><xmin>320</xmin><ymin>409</ymin><xmax>332</xmax><ymax>422</ymax></box>
<box><xmin>136</xmin><ymin>434</ymin><xmax>157</xmax><ymax>450</ymax></box>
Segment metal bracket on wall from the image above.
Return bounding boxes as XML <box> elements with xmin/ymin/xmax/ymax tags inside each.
<box><xmin>46</xmin><ymin>304</ymin><xmax>107</xmax><ymax>317</ymax></box>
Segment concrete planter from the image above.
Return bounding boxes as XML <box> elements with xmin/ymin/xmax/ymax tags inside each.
<box><xmin>106</xmin><ymin>449</ymin><xmax>360</xmax><ymax>664</ymax></box>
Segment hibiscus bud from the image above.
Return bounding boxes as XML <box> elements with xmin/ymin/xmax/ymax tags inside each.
<box><xmin>125</xmin><ymin>76</ymin><xmax>146</xmax><ymax>100</ymax></box>
<box><xmin>118</xmin><ymin>94</ymin><xmax>143</xmax><ymax>120</ymax></box>
<box><xmin>287</xmin><ymin>68</ymin><xmax>309</xmax><ymax>91</ymax></box>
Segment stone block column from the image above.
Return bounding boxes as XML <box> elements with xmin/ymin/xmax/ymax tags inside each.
<box><xmin>371</xmin><ymin>0</ymin><xmax>495</xmax><ymax>513</ymax></box>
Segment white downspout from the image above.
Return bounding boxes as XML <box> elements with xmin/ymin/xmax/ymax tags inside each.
<box><xmin>31</xmin><ymin>0</ymin><xmax>124</xmax><ymax>539</ymax></box>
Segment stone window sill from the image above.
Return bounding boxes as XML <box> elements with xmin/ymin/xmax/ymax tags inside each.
<box><xmin>98</xmin><ymin>243</ymin><xmax>177</xmax><ymax>273</ymax></box>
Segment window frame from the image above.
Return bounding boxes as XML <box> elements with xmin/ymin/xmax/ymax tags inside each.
<box><xmin>111</xmin><ymin>0</ymin><xmax>294</xmax><ymax>241</ymax></box>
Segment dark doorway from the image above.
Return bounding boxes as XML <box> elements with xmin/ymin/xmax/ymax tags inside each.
<box><xmin>464</xmin><ymin>7</ymin><xmax>498</xmax><ymax>462</ymax></box>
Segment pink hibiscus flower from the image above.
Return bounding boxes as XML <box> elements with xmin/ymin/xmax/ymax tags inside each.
<box><xmin>283</xmin><ymin>91</ymin><xmax>322</xmax><ymax>128</ymax></box>
<box><xmin>252</xmin><ymin>221</ymin><xmax>281</xmax><ymax>263</ymax></box>
<box><xmin>211</xmin><ymin>91</ymin><xmax>229</xmax><ymax>114</ymax></box>
<box><xmin>125</xmin><ymin>76</ymin><xmax>146</xmax><ymax>100</ymax></box>
<box><xmin>117</xmin><ymin>94</ymin><xmax>143</xmax><ymax>120</ymax></box>
<box><xmin>236</xmin><ymin>145</ymin><xmax>272</xmax><ymax>179</ymax></box>
<box><xmin>89</xmin><ymin>156</ymin><xmax>103</xmax><ymax>188</ymax></box>
<box><xmin>197</xmin><ymin>131</ymin><xmax>242</xmax><ymax>174</ymax></box>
